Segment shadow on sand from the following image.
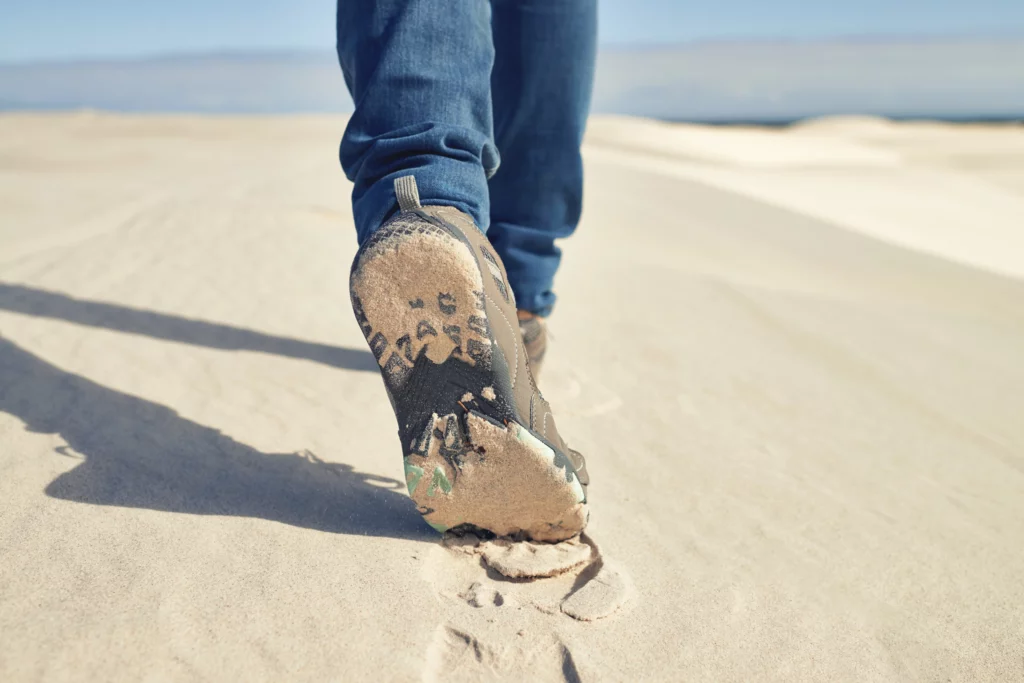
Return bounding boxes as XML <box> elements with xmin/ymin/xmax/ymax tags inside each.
<box><xmin>0</xmin><ymin>336</ymin><xmax>430</xmax><ymax>541</ymax></box>
<box><xmin>0</xmin><ymin>282</ymin><xmax>377</xmax><ymax>372</ymax></box>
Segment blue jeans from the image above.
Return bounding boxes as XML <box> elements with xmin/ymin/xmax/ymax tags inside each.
<box><xmin>336</xmin><ymin>0</ymin><xmax>597</xmax><ymax>316</ymax></box>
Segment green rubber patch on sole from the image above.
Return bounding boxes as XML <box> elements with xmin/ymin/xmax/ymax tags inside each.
<box><xmin>404</xmin><ymin>461</ymin><xmax>425</xmax><ymax>496</ymax></box>
<box><xmin>427</xmin><ymin>467</ymin><xmax>452</xmax><ymax>498</ymax></box>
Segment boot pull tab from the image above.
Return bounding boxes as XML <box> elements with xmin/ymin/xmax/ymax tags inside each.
<box><xmin>394</xmin><ymin>175</ymin><xmax>422</xmax><ymax>212</ymax></box>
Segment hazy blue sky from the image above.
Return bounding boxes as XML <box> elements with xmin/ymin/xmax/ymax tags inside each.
<box><xmin>2</xmin><ymin>0</ymin><xmax>1024</xmax><ymax>63</ymax></box>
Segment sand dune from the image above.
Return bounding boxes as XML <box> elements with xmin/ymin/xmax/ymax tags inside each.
<box><xmin>1</xmin><ymin>113</ymin><xmax>1023</xmax><ymax>681</ymax></box>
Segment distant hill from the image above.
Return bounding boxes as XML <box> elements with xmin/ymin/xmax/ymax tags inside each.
<box><xmin>0</xmin><ymin>52</ymin><xmax>350</xmax><ymax>114</ymax></box>
<box><xmin>1</xmin><ymin>38</ymin><xmax>1022</xmax><ymax>121</ymax></box>
<box><xmin>595</xmin><ymin>38</ymin><xmax>1024</xmax><ymax>121</ymax></box>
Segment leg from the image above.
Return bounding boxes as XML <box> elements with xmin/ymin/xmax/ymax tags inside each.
<box><xmin>487</xmin><ymin>0</ymin><xmax>598</xmax><ymax>316</ymax></box>
<box><xmin>336</xmin><ymin>0</ymin><xmax>499</xmax><ymax>243</ymax></box>
<box><xmin>339</xmin><ymin>0</ymin><xmax>590</xmax><ymax>540</ymax></box>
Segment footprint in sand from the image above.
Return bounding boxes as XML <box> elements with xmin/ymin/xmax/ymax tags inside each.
<box><xmin>459</xmin><ymin>582</ymin><xmax>513</xmax><ymax>608</ymax></box>
<box><xmin>419</xmin><ymin>529</ymin><xmax>631</xmax><ymax>681</ymax></box>
<box><xmin>474</xmin><ymin>536</ymin><xmax>593</xmax><ymax>580</ymax></box>
<box><xmin>559</xmin><ymin>557</ymin><xmax>630</xmax><ymax>622</ymax></box>
<box><xmin>474</xmin><ymin>533</ymin><xmax>630</xmax><ymax>622</ymax></box>
<box><xmin>439</xmin><ymin>531</ymin><xmax>632</xmax><ymax>619</ymax></box>
<box><xmin>423</xmin><ymin>626</ymin><xmax>582</xmax><ymax>683</ymax></box>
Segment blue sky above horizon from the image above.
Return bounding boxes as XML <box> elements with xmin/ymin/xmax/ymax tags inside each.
<box><xmin>2</xmin><ymin>0</ymin><xmax>1024</xmax><ymax>63</ymax></box>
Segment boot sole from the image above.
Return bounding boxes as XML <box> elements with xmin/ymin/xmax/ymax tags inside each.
<box><xmin>350</xmin><ymin>214</ymin><xmax>587</xmax><ymax>541</ymax></box>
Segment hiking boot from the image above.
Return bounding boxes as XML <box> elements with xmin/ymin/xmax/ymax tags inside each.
<box><xmin>349</xmin><ymin>176</ymin><xmax>589</xmax><ymax>542</ymax></box>
<box><xmin>518</xmin><ymin>315</ymin><xmax>548</xmax><ymax>379</ymax></box>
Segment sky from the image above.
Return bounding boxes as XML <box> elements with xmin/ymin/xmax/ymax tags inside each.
<box><xmin>2</xmin><ymin>0</ymin><xmax>1024</xmax><ymax>63</ymax></box>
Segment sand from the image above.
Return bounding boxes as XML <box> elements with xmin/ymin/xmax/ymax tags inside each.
<box><xmin>1</xmin><ymin>111</ymin><xmax>1023</xmax><ymax>681</ymax></box>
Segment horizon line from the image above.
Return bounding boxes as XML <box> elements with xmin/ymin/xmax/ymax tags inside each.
<box><xmin>3</xmin><ymin>32</ymin><xmax>1023</xmax><ymax>68</ymax></box>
